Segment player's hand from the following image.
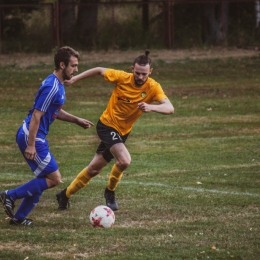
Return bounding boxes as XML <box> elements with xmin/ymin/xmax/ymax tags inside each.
<box><xmin>137</xmin><ymin>102</ymin><xmax>152</xmax><ymax>113</ymax></box>
<box><xmin>64</xmin><ymin>77</ymin><xmax>76</xmax><ymax>86</ymax></box>
<box><xmin>76</xmin><ymin>118</ymin><xmax>94</xmax><ymax>129</ymax></box>
<box><xmin>24</xmin><ymin>145</ymin><xmax>37</xmax><ymax>160</ymax></box>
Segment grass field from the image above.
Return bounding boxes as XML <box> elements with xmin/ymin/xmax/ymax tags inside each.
<box><xmin>0</xmin><ymin>54</ymin><xmax>260</xmax><ymax>260</ymax></box>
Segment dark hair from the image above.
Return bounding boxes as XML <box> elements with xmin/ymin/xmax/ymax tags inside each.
<box><xmin>54</xmin><ymin>46</ymin><xmax>79</xmax><ymax>70</ymax></box>
<box><xmin>133</xmin><ymin>49</ymin><xmax>151</xmax><ymax>66</ymax></box>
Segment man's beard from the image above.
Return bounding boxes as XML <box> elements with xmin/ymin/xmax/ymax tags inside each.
<box><xmin>62</xmin><ymin>70</ymin><xmax>71</xmax><ymax>81</ymax></box>
<box><xmin>134</xmin><ymin>78</ymin><xmax>146</xmax><ymax>87</ymax></box>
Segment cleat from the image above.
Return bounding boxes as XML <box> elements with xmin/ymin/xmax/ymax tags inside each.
<box><xmin>0</xmin><ymin>191</ymin><xmax>15</xmax><ymax>218</ymax></box>
<box><xmin>104</xmin><ymin>188</ymin><xmax>118</xmax><ymax>211</ymax></box>
<box><xmin>56</xmin><ymin>189</ymin><xmax>70</xmax><ymax>210</ymax></box>
<box><xmin>10</xmin><ymin>218</ymin><xmax>33</xmax><ymax>226</ymax></box>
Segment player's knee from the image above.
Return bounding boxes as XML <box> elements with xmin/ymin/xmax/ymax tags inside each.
<box><xmin>116</xmin><ymin>158</ymin><xmax>131</xmax><ymax>170</ymax></box>
<box><xmin>87</xmin><ymin>166</ymin><xmax>101</xmax><ymax>177</ymax></box>
<box><xmin>46</xmin><ymin>175</ymin><xmax>61</xmax><ymax>188</ymax></box>
<box><xmin>52</xmin><ymin>177</ymin><xmax>61</xmax><ymax>187</ymax></box>
<box><xmin>89</xmin><ymin>170</ymin><xmax>100</xmax><ymax>177</ymax></box>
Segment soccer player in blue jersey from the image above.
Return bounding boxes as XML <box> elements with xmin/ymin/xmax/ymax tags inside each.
<box><xmin>0</xmin><ymin>46</ymin><xmax>94</xmax><ymax>226</ymax></box>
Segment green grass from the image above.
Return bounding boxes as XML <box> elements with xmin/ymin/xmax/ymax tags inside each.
<box><xmin>0</xmin><ymin>55</ymin><xmax>260</xmax><ymax>260</ymax></box>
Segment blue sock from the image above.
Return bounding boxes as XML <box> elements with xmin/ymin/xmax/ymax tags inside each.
<box><xmin>7</xmin><ymin>177</ymin><xmax>48</xmax><ymax>201</ymax></box>
<box><xmin>14</xmin><ymin>193</ymin><xmax>41</xmax><ymax>219</ymax></box>
<box><xmin>11</xmin><ymin>178</ymin><xmax>48</xmax><ymax>220</ymax></box>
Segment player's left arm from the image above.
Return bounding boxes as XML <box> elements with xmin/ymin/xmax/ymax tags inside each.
<box><xmin>137</xmin><ymin>98</ymin><xmax>174</xmax><ymax>115</ymax></box>
<box><xmin>57</xmin><ymin>109</ymin><xmax>94</xmax><ymax>129</ymax></box>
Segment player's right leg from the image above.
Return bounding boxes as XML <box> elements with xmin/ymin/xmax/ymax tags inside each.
<box><xmin>0</xmin><ymin>191</ymin><xmax>15</xmax><ymax>218</ymax></box>
<box><xmin>9</xmin><ymin>170</ymin><xmax>60</xmax><ymax>226</ymax></box>
<box><xmin>56</xmin><ymin>153</ymin><xmax>108</xmax><ymax>210</ymax></box>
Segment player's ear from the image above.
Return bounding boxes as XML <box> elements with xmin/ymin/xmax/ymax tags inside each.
<box><xmin>149</xmin><ymin>68</ymin><xmax>153</xmax><ymax>75</ymax></box>
<box><xmin>131</xmin><ymin>65</ymin><xmax>134</xmax><ymax>72</ymax></box>
<box><xmin>60</xmin><ymin>62</ymin><xmax>65</xmax><ymax>70</ymax></box>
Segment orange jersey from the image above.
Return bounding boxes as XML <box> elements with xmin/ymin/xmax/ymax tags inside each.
<box><xmin>100</xmin><ymin>69</ymin><xmax>168</xmax><ymax>136</ymax></box>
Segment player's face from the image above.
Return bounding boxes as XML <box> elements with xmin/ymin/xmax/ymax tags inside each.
<box><xmin>62</xmin><ymin>56</ymin><xmax>79</xmax><ymax>81</ymax></box>
<box><xmin>132</xmin><ymin>63</ymin><xmax>152</xmax><ymax>86</ymax></box>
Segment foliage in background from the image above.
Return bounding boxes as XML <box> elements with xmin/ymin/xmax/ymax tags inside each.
<box><xmin>0</xmin><ymin>1</ymin><xmax>260</xmax><ymax>53</ymax></box>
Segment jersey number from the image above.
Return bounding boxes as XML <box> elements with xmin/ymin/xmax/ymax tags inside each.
<box><xmin>111</xmin><ymin>131</ymin><xmax>122</xmax><ymax>141</ymax></box>
<box><xmin>111</xmin><ymin>131</ymin><xmax>118</xmax><ymax>140</ymax></box>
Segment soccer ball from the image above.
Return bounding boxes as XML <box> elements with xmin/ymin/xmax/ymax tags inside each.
<box><xmin>89</xmin><ymin>205</ymin><xmax>115</xmax><ymax>228</ymax></box>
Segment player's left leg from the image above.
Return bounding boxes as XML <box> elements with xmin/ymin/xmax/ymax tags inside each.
<box><xmin>108</xmin><ymin>143</ymin><xmax>131</xmax><ymax>190</ymax></box>
<box><xmin>104</xmin><ymin>143</ymin><xmax>131</xmax><ymax>211</ymax></box>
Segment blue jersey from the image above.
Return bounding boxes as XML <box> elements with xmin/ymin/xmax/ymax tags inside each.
<box><xmin>24</xmin><ymin>74</ymin><xmax>66</xmax><ymax>138</ymax></box>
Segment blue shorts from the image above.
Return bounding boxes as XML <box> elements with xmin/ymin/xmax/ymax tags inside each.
<box><xmin>16</xmin><ymin>122</ymin><xmax>59</xmax><ymax>177</ymax></box>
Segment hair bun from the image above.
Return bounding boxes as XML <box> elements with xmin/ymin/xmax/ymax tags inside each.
<box><xmin>145</xmin><ymin>49</ymin><xmax>150</xmax><ymax>57</ymax></box>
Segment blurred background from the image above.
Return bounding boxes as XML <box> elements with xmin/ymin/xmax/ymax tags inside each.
<box><xmin>0</xmin><ymin>0</ymin><xmax>259</xmax><ymax>53</ymax></box>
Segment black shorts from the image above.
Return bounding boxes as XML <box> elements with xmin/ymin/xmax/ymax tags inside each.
<box><xmin>96</xmin><ymin>120</ymin><xmax>129</xmax><ymax>162</ymax></box>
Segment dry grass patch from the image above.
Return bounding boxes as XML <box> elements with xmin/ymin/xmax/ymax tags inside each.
<box><xmin>0</xmin><ymin>47</ymin><xmax>258</xmax><ymax>68</ymax></box>
<box><xmin>0</xmin><ymin>241</ymin><xmax>42</xmax><ymax>251</ymax></box>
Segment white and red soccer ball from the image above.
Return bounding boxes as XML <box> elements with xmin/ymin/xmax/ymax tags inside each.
<box><xmin>89</xmin><ymin>205</ymin><xmax>115</xmax><ymax>228</ymax></box>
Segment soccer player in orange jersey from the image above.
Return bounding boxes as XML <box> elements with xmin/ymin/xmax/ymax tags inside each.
<box><xmin>56</xmin><ymin>50</ymin><xmax>174</xmax><ymax>211</ymax></box>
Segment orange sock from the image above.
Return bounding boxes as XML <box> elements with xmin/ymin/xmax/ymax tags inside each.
<box><xmin>107</xmin><ymin>164</ymin><xmax>124</xmax><ymax>191</ymax></box>
<box><xmin>66</xmin><ymin>168</ymin><xmax>92</xmax><ymax>198</ymax></box>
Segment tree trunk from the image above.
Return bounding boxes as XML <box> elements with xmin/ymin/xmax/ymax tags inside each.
<box><xmin>60</xmin><ymin>0</ymin><xmax>77</xmax><ymax>44</ymax></box>
<box><xmin>201</xmin><ymin>2</ymin><xmax>229</xmax><ymax>45</ymax></box>
<box><xmin>142</xmin><ymin>0</ymin><xmax>149</xmax><ymax>32</ymax></box>
<box><xmin>77</xmin><ymin>0</ymin><xmax>99</xmax><ymax>48</ymax></box>
<box><xmin>256</xmin><ymin>1</ymin><xmax>260</xmax><ymax>28</ymax></box>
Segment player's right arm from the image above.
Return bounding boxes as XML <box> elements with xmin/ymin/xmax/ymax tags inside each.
<box><xmin>24</xmin><ymin>109</ymin><xmax>45</xmax><ymax>160</ymax></box>
<box><xmin>64</xmin><ymin>67</ymin><xmax>107</xmax><ymax>85</ymax></box>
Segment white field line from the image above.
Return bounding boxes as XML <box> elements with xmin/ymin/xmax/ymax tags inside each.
<box><xmin>120</xmin><ymin>180</ymin><xmax>260</xmax><ymax>197</ymax></box>
<box><xmin>2</xmin><ymin>173</ymin><xmax>259</xmax><ymax>198</ymax></box>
